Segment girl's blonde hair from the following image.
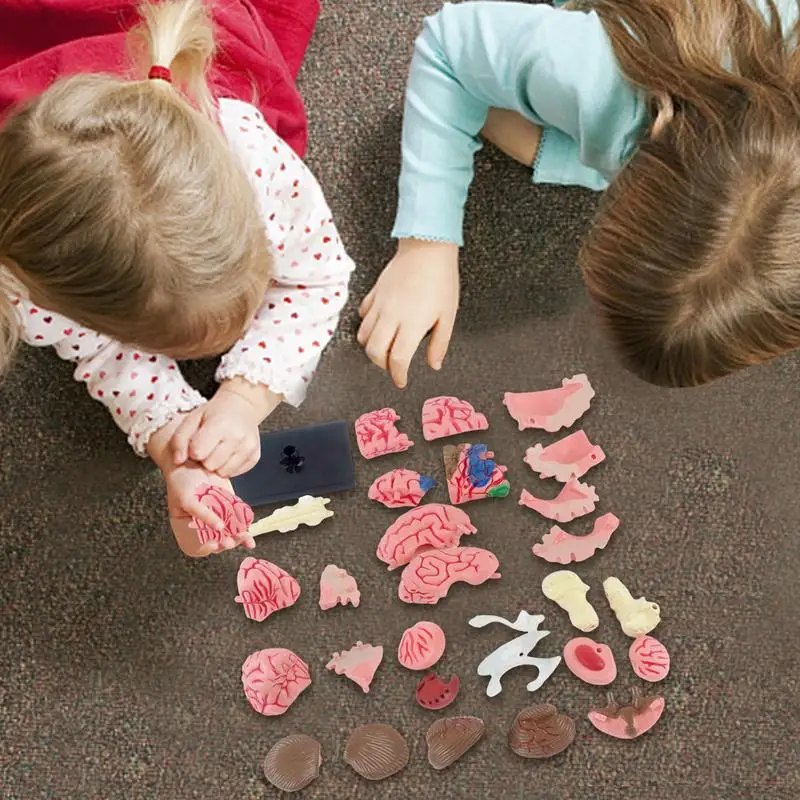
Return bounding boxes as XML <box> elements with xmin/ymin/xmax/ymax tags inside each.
<box><xmin>0</xmin><ymin>0</ymin><xmax>271</xmax><ymax>372</ymax></box>
<box><xmin>578</xmin><ymin>0</ymin><xmax>800</xmax><ymax>386</ymax></box>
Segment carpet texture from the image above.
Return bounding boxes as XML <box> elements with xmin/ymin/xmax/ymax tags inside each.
<box><xmin>2</xmin><ymin>2</ymin><xmax>799</xmax><ymax>799</ymax></box>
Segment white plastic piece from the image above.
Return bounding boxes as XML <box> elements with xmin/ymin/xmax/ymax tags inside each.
<box><xmin>249</xmin><ymin>495</ymin><xmax>333</xmax><ymax>537</ymax></box>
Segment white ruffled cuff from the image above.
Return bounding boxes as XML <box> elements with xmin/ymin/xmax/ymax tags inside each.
<box><xmin>127</xmin><ymin>388</ymin><xmax>207</xmax><ymax>457</ymax></box>
<box><xmin>216</xmin><ymin>352</ymin><xmax>308</xmax><ymax>408</ymax></box>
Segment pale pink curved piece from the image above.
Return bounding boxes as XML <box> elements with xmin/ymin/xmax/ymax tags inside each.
<box><xmin>326</xmin><ymin>642</ymin><xmax>384</xmax><ymax>693</ymax></box>
<box><xmin>354</xmin><ymin>408</ymin><xmax>414</xmax><ymax>459</ymax></box>
<box><xmin>376</xmin><ymin>504</ymin><xmax>477</xmax><ymax>571</ymax></box>
<box><xmin>588</xmin><ymin>695</ymin><xmax>665</xmax><ymax>740</ymax></box>
<box><xmin>398</xmin><ymin>546</ymin><xmax>501</xmax><ymax>605</ymax></box>
<box><xmin>629</xmin><ymin>636</ymin><xmax>671</xmax><ymax>682</ymax></box>
<box><xmin>503</xmin><ymin>374</ymin><xmax>595</xmax><ymax>432</ymax></box>
<box><xmin>519</xmin><ymin>479</ymin><xmax>598</xmax><ymax>522</ymax></box>
<box><xmin>524</xmin><ymin>430</ymin><xmax>606</xmax><ymax>482</ymax></box>
<box><xmin>532</xmin><ymin>513</ymin><xmax>619</xmax><ymax>564</ymax></box>
<box><xmin>398</xmin><ymin>621</ymin><xmax>446</xmax><ymax>671</ymax></box>
<box><xmin>563</xmin><ymin>637</ymin><xmax>617</xmax><ymax>686</ymax></box>
<box><xmin>422</xmin><ymin>396</ymin><xmax>489</xmax><ymax>441</ymax></box>
<box><xmin>444</xmin><ymin>443</ymin><xmax>510</xmax><ymax>505</ymax></box>
<box><xmin>368</xmin><ymin>469</ymin><xmax>435</xmax><ymax>508</ymax></box>
<box><xmin>235</xmin><ymin>557</ymin><xmax>300</xmax><ymax>622</ymax></box>
<box><xmin>242</xmin><ymin>648</ymin><xmax>311</xmax><ymax>717</ymax></box>
<box><xmin>319</xmin><ymin>564</ymin><xmax>360</xmax><ymax>610</ymax></box>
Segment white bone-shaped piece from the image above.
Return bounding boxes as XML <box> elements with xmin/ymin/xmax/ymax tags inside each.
<box><xmin>468</xmin><ymin>611</ymin><xmax>562</xmax><ymax>698</ymax></box>
<box><xmin>248</xmin><ymin>496</ymin><xmax>333</xmax><ymax>537</ymax></box>
<box><xmin>603</xmin><ymin>577</ymin><xmax>661</xmax><ymax>637</ymax></box>
<box><xmin>541</xmin><ymin>570</ymin><xmax>599</xmax><ymax>632</ymax></box>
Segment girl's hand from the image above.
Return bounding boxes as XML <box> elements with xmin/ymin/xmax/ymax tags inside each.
<box><xmin>358</xmin><ymin>239</ymin><xmax>459</xmax><ymax>389</ymax></box>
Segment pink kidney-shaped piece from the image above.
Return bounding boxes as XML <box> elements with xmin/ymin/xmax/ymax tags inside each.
<box><xmin>235</xmin><ymin>558</ymin><xmax>300</xmax><ymax>622</ymax></box>
<box><xmin>319</xmin><ymin>564</ymin><xmax>360</xmax><ymax>610</ymax></box>
<box><xmin>520</xmin><ymin>479</ymin><xmax>598</xmax><ymax>522</ymax></box>
<box><xmin>326</xmin><ymin>642</ymin><xmax>384</xmax><ymax>693</ymax></box>
<box><xmin>398</xmin><ymin>621</ymin><xmax>446</xmax><ymax>671</ymax></box>
<box><xmin>242</xmin><ymin>648</ymin><xmax>311</xmax><ymax>717</ymax></box>
<box><xmin>588</xmin><ymin>689</ymin><xmax>665</xmax><ymax>740</ymax></box>
<box><xmin>422</xmin><ymin>396</ymin><xmax>489</xmax><ymax>441</ymax></box>
<box><xmin>376</xmin><ymin>503</ymin><xmax>477</xmax><ymax>570</ymax></box>
<box><xmin>368</xmin><ymin>469</ymin><xmax>436</xmax><ymax>508</ymax></box>
<box><xmin>524</xmin><ymin>430</ymin><xmax>606</xmax><ymax>482</ymax></box>
<box><xmin>191</xmin><ymin>484</ymin><xmax>254</xmax><ymax>549</ymax></box>
<box><xmin>629</xmin><ymin>635</ymin><xmax>671</xmax><ymax>682</ymax></box>
<box><xmin>532</xmin><ymin>513</ymin><xmax>619</xmax><ymax>564</ymax></box>
<box><xmin>503</xmin><ymin>374</ymin><xmax>595</xmax><ymax>432</ymax></box>
<box><xmin>444</xmin><ymin>443</ymin><xmax>510</xmax><ymax>505</ymax></box>
<box><xmin>398</xmin><ymin>547</ymin><xmax>501</xmax><ymax>605</ymax></box>
<box><xmin>354</xmin><ymin>407</ymin><xmax>414</xmax><ymax>459</ymax></box>
<box><xmin>563</xmin><ymin>637</ymin><xmax>617</xmax><ymax>686</ymax></box>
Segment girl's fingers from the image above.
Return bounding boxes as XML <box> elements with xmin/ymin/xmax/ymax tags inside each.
<box><xmin>188</xmin><ymin>424</ymin><xmax>225</xmax><ymax>463</ymax></box>
<box><xmin>356</xmin><ymin>306</ymin><xmax>378</xmax><ymax>346</ymax></box>
<box><xmin>359</xmin><ymin>288</ymin><xmax>376</xmax><ymax>318</ymax></box>
<box><xmin>202</xmin><ymin>438</ymin><xmax>238</xmax><ymax>474</ymax></box>
<box><xmin>427</xmin><ymin>311</ymin><xmax>456</xmax><ymax>370</ymax></box>
<box><xmin>171</xmin><ymin>412</ymin><xmax>203</xmax><ymax>464</ymax></box>
<box><xmin>388</xmin><ymin>325</ymin><xmax>427</xmax><ymax>389</ymax></box>
<box><xmin>364</xmin><ymin>318</ymin><xmax>399</xmax><ymax>372</ymax></box>
<box><xmin>219</xmin><ymin>450</ymin><xmax>258</xmax><ymax>480</ymax></box>
<box><xmin>185</xmin><ymin>497</ymin><xmax>224</xmax><ymax>531</ymax></box>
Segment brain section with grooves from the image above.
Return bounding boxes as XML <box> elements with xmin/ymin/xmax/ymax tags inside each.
<box><xmin>422</xmin><ymin>396</ymin><xmax>489</xmax><ymax>441</ymax></box>
<box><xmin>241</xmin><ymin>648</ymin><xmax>311</xmax><ymax>717</ymax></box>
<box><xmin>234</xmin><ymin>557</ymin><xmax>300</xmax><ymax>622</ymax></box>
<box><xmin>263</xmin><ymin>734</ymin><xmax>321</xmax><ymax>792</ymax></box>
<box><xmin>508</xmin><ymin>704</ymin><xmax>576</xmax><ymax>759</ymax></box>
<box><xmin>344</xmin><ymin>723</ymin><xmax>410</xmax><ymax>781</ymax></box>
<box><xmin>426</xmin><ymin>716</ymin><xmax>485</xmax><ymax>770</ymax></box>
<box><xmin>397</xmin><ymin>621</ymin><xmax>446</xmax><ymax>670</ymax></box>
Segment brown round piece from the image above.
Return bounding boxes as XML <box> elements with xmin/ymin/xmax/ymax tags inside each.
<box><xmin>263</xmin><ymin>734</ymin><xmax>321</xmax><ymax>792</ymax></box>
<box><xmin>508</xmin><ymin>704</ymin><xmax>576</xmax><ymax>759</ymax></box>
<box><xmin>426</xmin><ymin>716</ymin><xmax>485</xmax><ymax>770</ymax></box>
<box><xmin>344</xmin><ymin>723</ymin><xmax>410</xmax><ymax>781</ymax></box>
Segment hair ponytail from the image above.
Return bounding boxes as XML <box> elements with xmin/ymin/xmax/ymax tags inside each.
<box><xmin>0</xmin><ymin>270</ymin><xmax>22</xmax><ymax>375</ymax></box>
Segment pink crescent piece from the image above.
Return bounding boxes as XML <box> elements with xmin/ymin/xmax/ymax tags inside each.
<box><xmin>422</xmin><ymin>396</ymin><xmax>489</xmax><ymax>441</ymax></box>
<box><xmin>532</xmin><ymin>513</ymin><xmax>619</xmax><ymax>564</ymax></box>
<box><xmin>588</xmin><ymin>689</ymin><xmax>665</xmax><ymax>740</ymax></box>
<box><xmin>519</xmin><ymin>479</ymin><xmax>598</xmax><ymax>522</ymax></box>
<box><xmin>503</xmin><ymin>374</ymin><xmax>595</xmax><ymax>432</ymax></box>
<box><xmin>234</xmin><ymin>558</ymin><xmax>300</xmax><ymax>622</ymax></box>
<box><xmin>241</xmin><ymin>648</ymin><xmax>311</xmax><ymax>717</ymax></box>
<box><xmin>191</xmin><ymin>483</ymin><xmax>254</xmax><ymax>549</ymax></box>
<box><xmin>524</xmin><ymin>430</ymin><xmax>606</xmax><ymax>482</ymax></box>
<box><xmin>354</xmin><ymin>408</ymin><xmax>414</xmax><ymax>459</ymax></box>
<box><xmin>398</xmin><ymin>621</ymin><xmax>446</xmax><ymax>670</ymax></box>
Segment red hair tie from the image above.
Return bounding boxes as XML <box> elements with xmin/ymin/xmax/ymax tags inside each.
<box><xmin>147</xmin><ymin>65</ymin><xmax>172</xmax><ymax>83</ymax></box>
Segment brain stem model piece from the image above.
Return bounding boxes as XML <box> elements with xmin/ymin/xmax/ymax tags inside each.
<box><xmin>354</xmin><ymin>407</ymin><xmax>414</xmax><ymax>459</ymax></box>
<box><xmin>541</xmin><ymin>570</ymin><xmax>599</xmax><ymax>632</ymax></box>
<box><xmin>503</xmin><ymin>374</ymin><xmax>595</xmax><ymax>432</ymax></box>
<box><xmin>603</xmin><ymin>577</ymin><xmax>661</xmax><ymax>637</ymax></box>
<box><xmin>468</xmin><ymin>611</ymin><xmax>562</xmax><ymax>698</ymax></box>
<box><xmin>443</xmin><ymin>443</ymin><xmax>510</xmax><ymax>505</ymax></box>
<box><xmin>422</xmin><ymin>396</ymin><xmax>489</xmax><ymax>441</ymax></box>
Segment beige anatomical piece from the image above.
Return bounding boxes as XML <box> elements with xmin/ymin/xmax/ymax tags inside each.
<box><xmin>603</xmin><ymin>577</ymin><xmax>661</xmax><ymax>637</ymax></box>
<box><xmin>541</xmin><ymin>570</ymin><xmax>599</xmax><ymax>632</ymax></box>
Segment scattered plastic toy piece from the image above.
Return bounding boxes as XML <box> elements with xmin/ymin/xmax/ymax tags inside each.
<box><xmin>519</xmin><ymin>478</ymin><xmax>598</xmax><ymax>522</ymax></box>
<box><xmin>248</xmin><ymin>495</ymin><xmax>333</xmax><ymax>538</ymax></box>
<box><xmin>603</xmin><ymin>577</ymin><xmax>662</xmax><ymax>637</ymax></box>
<box><xmin>399</xmin><ymin>547</ymin><xmax>501</xmax><ymax>605</ymax></box>
<box><xmin>422</xmin><ymin>396</ymin><xmax>489</xmax><ymax>441</ymax></box>
<box><xmin>469</xmin><ymin>611</ymin><xmax>562</xmax><ymax>697</ymax></box>
<box><xmin>443</xmin><ymin>443</ymin><xmax>510</xmax><ymax>504</ymax></box>
<box><xmin>398</xmin><ymin>621</ymin><xmax>446</xmax><ymax>671</ymax></box>
<box><xmin>426</xmin><ymin>717</ymin><xmax>485</xmax><ymax>770</ymax></box>
<box><xmin>263</xmin><ymin>734</ymin><xmax>321</xmax><ymax>793</ymax></box>
<box><xmin>563</xmin><ymin>637</ymin><xmax>617</xmax><ymax>686</ymax></box>
<box><xmin>326</xmin><ymin>642</ymin><xmax>384</xmax><ymax>693</ymax></box>
<box><xmin>376</xmin><ymin>504</ymin><xmax>477</xmax><ymax>571</ymax></box>
<box><xmin>416</xmin><ymin>673</ymin><xmax>461</xmax><ymax>710</ymax></box>
<box><xmin>191</xmin><ymin>484</ymin><xmax>255</xmax><ymax>551</ymax></box>
<box><xmin>368</xmin><ymin>469</ymin><xmax>436</xmax><ymax>508</ymax></box>
<box><xmin>532</xmin><ymin>513</ymin><xmax>619</xmax><ymax>564</ymax></box>
<box><xmin>319</xmin><ymin>564</ymin><xmax>360</xmax><ymax>610</ymax></box>
<box><xmin>588</xmin><ymin>688</ymin><xmax>665</xmax><ymax>740</ymax></box>
<box><xmin>524</xmin><ymin>430</ymin><xmax>606</xmax><ymax>482</ymax></box>
<box><xmin>629</xmin><ymin>635</ymin><xmax>671</xmax><ymax>682</ymax></box>
<box><xmin>354</xmin><ymin>408</ymin><xmax>414</xmax><ymax>459</ymax></box>
<box><xmin>541</xmin><ymin>571</ymin><xmax>599</xmax><ymax>632</ymax></box>
<box><xmin>344</xmin><ymin>723</ymin><xmax>410</xmax><ymax>781</ymax></box>
<box><xmin>242</xmin><ymin>648</ymin><xmax>311</xmax><ymax>717</ymax></box>
<box><xmin>508</xmin><ymin>704</ymin><xmax>576</xmax><ymax>759</ymax></box>
<box><xmin>235</xmin><ymin>558</ymin><xmax>300</xmax><ymax>622</ymax></box>
<box><xmin>503</xmin><ymin>374</ymin><xmax>595</xmax><ymax>432</ymax></box>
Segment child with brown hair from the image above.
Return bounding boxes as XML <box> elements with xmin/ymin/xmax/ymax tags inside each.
<box><xmin>360</xmin><ymin>0</ymin><xmax>800</xmax><ymax>389</ymax></box>
<box><xmin>0</xmin><ymin>0</ymin><xmax>354</xmax><ymax>556</ymax></box>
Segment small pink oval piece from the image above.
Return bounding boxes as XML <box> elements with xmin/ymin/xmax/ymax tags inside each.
<box><xmin>398</xmin><ymin>621</ymin><xmax>446</xmax><ymax>670</ymax></box>
<box><xmin>563</xmin><ymin>637</ymin><xmax>617</xmax><ymax>686</ymax></box>
<box><xmin>629</xmin><ymin>635</ymin><xmax>670</xmax><ymax>682</ymax></box>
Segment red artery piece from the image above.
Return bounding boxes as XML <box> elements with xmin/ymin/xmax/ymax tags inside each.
<box><xmin>368</xmin><ymin>469</ymin><xmax>436</xmax><ymax>508</ymax></box>
<box><xmin>524</xmin><ymin>430</ymin><xmax>606</xmax><ymax>482</ymax></box>
<box><xmin>354</xmin><ymin>407</ymin><xmax>414</xmax><ymax>459</ymax></box>
<box><xmin>563</xmin><ymin>637</ymin><xmax>617</xmax><ymax>686</ymax></box>
<box><xmin>444</xmin><ymin>443</ymin><xmax>510</xmax><ymax>505</ymax></box>
<box><xmin>241</xmin><ymin>648</ymin><xmax>311</xmax><ymax>717</ymax></box>
<box><xmin>519</xmin><ymin>479</ymin><xmax>598</xmax><ymax>522</ymax></box>
<box><xmin>191</xmin><ymin>483</ymin><xmax>254</xmax><ymax>550</ymax></box>
<box><xmin>416</xmin><ymin>673</ymin><xmax>460</xmax><ymax>710</ymax></box>
<box><xmin>532</xmin><ymin>513</ymin><xmax>619</xmax><ymax>564</ymax></box>
<box><xmin>503</xmin><ymin>374</ymin><xmax>594</xmax><ymax>432</ymax></box>
<box><xmin>398</xmin><ymin>546</ymin><xmax>501</xmax><ymax>605</ymax></box>
<box><xmin>422</xmin><ymin>396</ymin><xmax>489</xmax><ymax>441</ymax></box>
<box><xmin>376</xmin><ymin>503</ymin><xmax>477</xmax><ymax>570</ymax></box>
<box><xmin>235</xmin><ymin>557</ymin><xmax>300</xmax><ymax>622</ymax></box>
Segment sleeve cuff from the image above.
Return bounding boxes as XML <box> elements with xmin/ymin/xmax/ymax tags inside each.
<box><xmin>533</xmin><ymin>126</ymin><xmax>610</xmax><ymax>191</ymax></box>
<box><xmin>216</xmin><ymin>353</ymin><xmax>312</xmax><ymax>408</ymax></box>
<box><xmin>127</xmin><ymin>388</ymin><xmax>207</xmax><ymax>457</ymax></box>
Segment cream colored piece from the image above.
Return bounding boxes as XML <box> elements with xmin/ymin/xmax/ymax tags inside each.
<box><xmin>248</xmin><ymin>496</ymin><xmax>333</xmax><ymax>538</ymax></box>
<box><xmin>603</xmin><ymin>577</ymin><xmax>661</xmax><ymax>637</ymax></box>
<box><xmin>541</xmin><ymin>570</ymin><xmax>599</xmax><ymax>632</ymax></box>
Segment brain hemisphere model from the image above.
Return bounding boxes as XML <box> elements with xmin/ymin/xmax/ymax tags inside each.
<box><xmin>422</xmin><ymin>396</ymin><xmax>489</xmax><ymax>441</ymax></box>
<box><xmin>354</xmin><ymin>407</ymin><xmax>413</xmax><ymax>459</ymax></box>
<box><xmin>241</xmin><ymin>648</ymin><xmax>311</xmax><ymax>717</ymax></box>
<box><xmin>234</xmin><ymin>557</ymin><xmax>300</xmax><ymax>622</ymax></box>
<box><xmin>368</xmin><ymin>469</ymin><xmax>436</xmax><ymax>508</ymax></box>
<box><xmin>376</xmin><ymin>504</ymin><xmax>477</xmax><ymax>570</ymax></box>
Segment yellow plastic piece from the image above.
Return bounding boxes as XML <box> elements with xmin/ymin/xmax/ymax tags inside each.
<box><xmin>249</xmin><ymin>495</ymin><xmax>333</xmax><ymax>537</ymax></box>
<box><xmin>603</xmin><ymin>577</ymin><xmax>661</xmax><ymax>637</ymax></box>
<box><xmin>541</xmin><ymin>570</ymin><xmax>599</xmax><ymax>632</ymax></box>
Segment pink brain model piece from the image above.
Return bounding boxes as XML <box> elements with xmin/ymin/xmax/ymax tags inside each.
<box><xmin>503</xmin><ymin>374</ymin><xmax>595</xmax><ymax>432</ymax></box>
<box><xmin>235</xmin><ymin>557</ymin><xmax>300</xmax><ymax>622</ymax></box>
<box><xmin>398</xmin><ymin>546</ymin><xmax>501</xmax><ymax>605</ymax></box>
<box><xmin>532</xmin><ymin>513</ymin><xmax>619</xmax><ymax>564</ymax></box>
<box><xmin>444</xmin><ymin>443</ymin><xmax>510</xmax><ymax>505</ymax></box>
<box><xmin>398</xmin><ymin>621</ymin><xmax>446</xmax><ymax>671</ymax></box>
<box><xmin>422</xmin><ymin>396</ymin><xmax>489</xmax><ymax>441</ymax></box>
<box><xmin>376</xmin><ymin>503</ymin><xmax>477</xmax><ymax>570</ymax></box>
<box><xmin>563</xmin><ymin>637</ymin><xmax>617</xmax><ymax>686</ymax></box>
<box><xmin>524</xmin><ymin>430</ymin><xmax>606</xmax><ymax>482</ymax></box>
<box><xmin>629</xmin><ymin>635</ymin><xmax>671</xmax><ymax>682</ymax></box>
<box><xmin>519</xmin><ymin>479</ymin><xmax>598</xmax><ymax>522</ymax></box>
<box><xmin>319</xmin><ymin>564</ymin><xmax>360</xmax><ymax>610</ymax></box>
<box><xmin>354</xmin><ymin>408</ymin><xmax>414</xmax><ymax>459</ymax></box>
<box><xmin>326</xmin><ymin>642</ymin><xmax>384</xmax><ymax>693</ymax></box>
<box><xmin>242</xmin><ymin>648</ymin><xmax>311</xmax><ymax>717</ymax></box>
<box><xmin>368</xmin><ymin>469</ymin><xmax>436</xmax><ymax>508</ymax></box>
<box><xmin>191</xmin><ymin>484</ymin><xmax>254</xmax><ymax>549</ymax></box>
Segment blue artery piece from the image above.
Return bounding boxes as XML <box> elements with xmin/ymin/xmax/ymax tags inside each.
<box><xmin>466</xmin><ymin>444</ymin><xmax>496</xmax><ymax>488</ymax></box>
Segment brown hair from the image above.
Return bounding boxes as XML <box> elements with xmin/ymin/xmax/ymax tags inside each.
<box><xmin>578</xmin><ymin>0</ymin><xmax>800</xmax><ymax>386</ymax></box>
<box><xmin>0</xmin><ymin>0</ymin><xmax>271</xmax><ymax>372</ymax></box>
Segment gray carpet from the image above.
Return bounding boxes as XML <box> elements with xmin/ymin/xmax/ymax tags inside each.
<box><xmin>2</xmin><ymin>1</ymin><xmax>799</xmax><ymax>798</ymax></box>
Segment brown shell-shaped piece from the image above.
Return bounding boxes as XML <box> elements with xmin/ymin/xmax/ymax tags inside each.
<box><xmin>344</xmin><ymin>723</ymin><xmax>410</xmax><ymax>781</ymax></box>
<box><xmin>508</xmin><ymin>704</ymin><xmax>576</xmax><ymax>759</ymax></box>
<box><xmin>263</xmin><ymin>734</ymin><xmax>321</xmax><ymax>792</ymax></box>
<box><xmin>426</xmin><ymin>716</ymin><xmax>485</xmax><ymax>770</ymax></box>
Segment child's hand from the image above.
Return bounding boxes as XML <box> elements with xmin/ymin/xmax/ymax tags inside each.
<box><xmin>358</xmin><ymin>239</ymin><xmax>459</xmax><ymax>388</ymax></box>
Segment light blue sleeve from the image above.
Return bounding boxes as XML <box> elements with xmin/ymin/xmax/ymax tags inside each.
<box><xmin>392</xmin><ymin>1</ymin><xmax>648</xmax><ymax>245</ymax></box>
